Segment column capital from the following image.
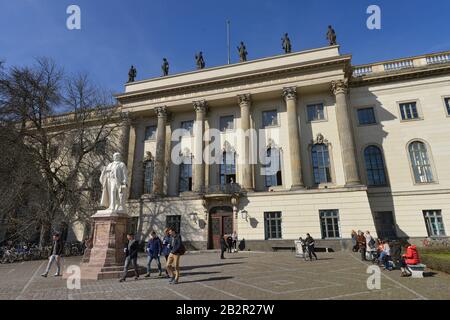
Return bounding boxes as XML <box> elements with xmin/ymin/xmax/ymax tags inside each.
<box><xmin>237</xmin><ymin>93</ymin><xmax>251</xmax><ymax>106</ymax></box>
<box><xmin>193</xmin><ymin>100</ymin><xmax>208</xmax><ymax>113</ymax></box>
<box><xmin>282</xmin><ymin>87</ymin><xmax>297</xmax><ymax>100</ymax></box>
<box><xmin>155</xmin><ymin>106</ymin><xmax>168</xmax><ymax>118</ymax></box>
<box><xmin>331</xmin><ymin>79</ymin><xmax>349</xmax><ymax>95</ymax></box>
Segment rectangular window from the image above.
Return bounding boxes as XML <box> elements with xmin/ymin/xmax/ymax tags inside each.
<box><xmin>307</xmin><ymin>103</ymin><xmax>325</xmax><ymax>122</ymax></box>
<box><xmin>181</xmin><ymin>120</ymin><xmax>194</xmax><ymax>136</ymax></box>
<box><xmin>320</xmin><ymin>210</ymin><xmax>341</xmax><ymax>239</ymax></box>
<box><xmin>144</xmin><ymin>161</ymin><xmax>154</xmax><ymax>194</ymax></box>
<box><xmin>179</xmin><ymin>162</ymin><xmax>192</xmax><ymax>192</ymax></box>
<box><xmin>220</xmin><ymin>152</ymin><xmax>236</xmax><ymax>185</ymax></box>
<box><xmin>399</xmin><ymin>102</ymin><xmax>419</xmax><ymax>120</ymax></box>
<box><xmin>264</xmin><ymin>212</ymin><xmax>282</xmax><ymax>240</ymax></box>
<box><xmin>166</xmin><ymin>215</ymin><xmax>181</xmax><ymax>235</ymax></box>
<box><xmin>94</xmin><ymin>139</ymin><xmax>107</xmax><ymax>155</ymax></box>
<box><xmin>262</xmin><ymin>110</ymin><xmax>278</xmax><ymax>127</ymax></box>
<box><xmin>423</xmin><ymin>210</ymin><xmax>446</xmax><ymax>237</ymax></box>
<box><xmin>145</xmin><ymin>125</ymin><xmax>157</xmax><ymax>140</ymax></box>
<box><xmin>445</xmin><ymin>97</ymin><xmax>450</xmax><ymax>116</ymax></box>
<box><xmin>357</xmin><ymin>107</ymin><xmax>377</xmax><ymax>125</ymax></box>
<box><xmin>219</xmin><ymin>115</ymin><xmax>234</xmax><ymax>132</ymax></box>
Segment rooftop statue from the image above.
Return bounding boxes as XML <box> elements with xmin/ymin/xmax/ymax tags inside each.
<box><xmin>127</xmin><ymin>65</ymin><xmax>137</xmax><ymax>83</ymax></box>
<box><xmin>282</xmin><ymin>33</ymin><xmax>292</xmax><ymax>54</ymax></box>
<box><xmin>237</xmin><ymin>41</ymin><xmax>248</xmax><ymax>62</ymax></box>
<box><xmin>326</xmin><ymin>25</ymin><xmax>337</xmax><ymax>46</ymax></box>
<box><xmin>162</xmin><ymin>58</ymin><xmax>169</xmax><ymax>76</ymax></box>
<box><xmin>195</xmin><ymin>51</ymin><xmax>205</xmax><ymax>69</ymax></box>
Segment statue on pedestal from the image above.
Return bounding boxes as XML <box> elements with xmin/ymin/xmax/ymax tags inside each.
<box><xmin>99</xmin><ymin>152</ymin><xmax>128</xmax><ymax>213</ymax></box>
<box><xmin>237</xmin><ymin>42</ymin><xmax>248</xmax><ymax>62</ymax></box>
<box><xmin>195</xmin><ymin>51</ymin><xmax>205</xmax><ymax>69</ymax></box>
<box><xmin>127</xmin><ymin>65</ymin><xmax>137</xmax><ymax>83</ymax></box>
<box><xmin>326</xmin><ymin>25</ymin><xmax>337</xmax><ymax>46</ymax></box>
<box><xmin>161</xmin><ymin>58</ymin><xmax>169</xmax><ymax>76</ymax></box>
<box><xmin>282</xmin><ymin>33</ymin><xmax>292</xmax><ymax>54</ymax></box>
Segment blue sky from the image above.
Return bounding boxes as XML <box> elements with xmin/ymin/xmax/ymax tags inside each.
<box><xmin>1</xmin><ymin>0</ymin><xmax>450</xmax><ymax>93</ymax></box>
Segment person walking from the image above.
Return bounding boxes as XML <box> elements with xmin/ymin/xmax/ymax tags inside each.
<box><xmin>166</xmin><ymin>228</ymin><xmax>184</xmax><ymax>285</ymax></box>
<box><xmin>232</xmin><ymin>231</ymin><xmax>238</xmax><ymax>253</ymax></box>
<box><xmin>220</xmin><ymin>235</ymin><xmax>227</xmax><ymax>259</ymax></box>
<box><xmin>161</xmin><ymin>228</ymin><xmax>171</xmax><ymax>277</ymax></box>
<box><xmin>145</xmin><ymin>231</ymin><xmax>163</xmax><ymax>278</ymax></box>
<box><xmin>119</xmin><ymin>233</ymin><xmax>140</xmax><ymax>282</ymax></box>
<box><xmin>351</xmin><ymin>230</ymin><xmax>358</xmax><ymax>252</ymax></box>
<box><xmin>357</xmin><ymin>230</ymin><xmax>367</xmax><ymax>261</ymax></box>
<box><xmin>41</xmin><ymin>233</ymin><xmax>64</xmax><ymax>277</ymax></box>
<box><xmin>305</xmin><ymin>233</ymin><xmax>318</xmax><ymax>261</ymax></box>
<box><xmin>226</xmin><ymin>234</ymin><xmax>233</xmax><ymax>253</ymax></box>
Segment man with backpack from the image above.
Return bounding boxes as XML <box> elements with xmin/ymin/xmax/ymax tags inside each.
<box><xmin>145</xmin><ymin>231</ymin><xmax>163</xmax><ymax>278</ymax></box>
<box><xmin>166</xmin><ymin>227</ymin><xmax>185</xmax><ymax>285</ymax></box>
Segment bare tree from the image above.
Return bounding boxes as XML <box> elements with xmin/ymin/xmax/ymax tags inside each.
<box><xmin>0</xmin><ymin>58</ymin><xmax>124</xmax><ymax>247</ymax></box>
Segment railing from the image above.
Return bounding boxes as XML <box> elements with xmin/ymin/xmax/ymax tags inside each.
<box><xmin>426</xmin><ymin>54</ymin><xmax>450</xmax><ymax>65</ymax></box>
<box><xmin>383</xmin><ymin>59</ymin><xmax>414</xmax><ymax>71</ymax></box>
<box><xmin>352</xmin><ymin>51</ymin><xmax>450</xmax><ymax>77</ymax></box>
<box><xmin>202</xmin><ymin>183</ymin><xmax>242</xmax><ymax>195</ymax></box>
<box><xmin>353</xmin><ymin>66</ymin><xmax>373</xmax><ymax>77</ymax></box>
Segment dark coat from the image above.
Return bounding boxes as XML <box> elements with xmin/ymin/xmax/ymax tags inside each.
<box><xmin>50</xmin><ymin>240</ymin><xmax>64</xmax><ymax>256</ymax></box>
<box><xmin>220</xmin><ymin>237</ymin><xmax>227</xmax><ymax>251</ymax></box>
<box><xmin>146</xmin><ymin>237</ymin><xmax>161</xmax><ymax>257</ymax></box>
<box><xmin>161</xmin><ymin>235</ymin><xmax>171</xmax><ymax>256</ymax></box>
<box><xmin>124</xmin><ymin>239</ymin><xmax>139</xmax><ymax>259</ymax></box>
<box><xmin>170</xmin><ymin>234</ymin><xmax>182</xmax><ymax>255</ymax></box>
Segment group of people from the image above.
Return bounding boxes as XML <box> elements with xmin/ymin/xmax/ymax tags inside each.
<box><xmin>120</xmin><ymin>227</ymin><xmax>184</xmax><ymax>284</ymax></box>
<box><xmin>298</xmin><ymin>233</ymin><xmax>318</xmax><ymax>261</ymax></box>
<box><xmin>351</xmin><ymin>230</ymin><xmax>421</xmax><ymax>277</ymax></box>
<box><xmin>220</xmin><ymin>232</ymin><xmax>238</xmax><ymax>259</ymax></box>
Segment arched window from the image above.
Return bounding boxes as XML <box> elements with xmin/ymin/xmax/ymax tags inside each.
<box><xmin>408</xmin><ymin>141</ymin><xmax>434</xmax><ymax>183</ymax></box>
<box><xmin>220</xmin><ymin>151</ymin><xmax>236</xmax><ymax>185</ymax></box>
<box><xmin>364</xmin><ymin>145</ymin><xmax>387</xmax><ymax>186</ymax></box>
<box><xmin>264</xmin><ymin>147</ymin><xmax>282</xmax><ymax>187</ymax></box>
<box><xmin>311</xmin><ymin>144</ymin><xmax>331</xmax><ymax>184</ymax></box>
<box><xmin>144</xmin><ymin>160</ymin><xmax>154</xmax><ymax>193</ymax></box>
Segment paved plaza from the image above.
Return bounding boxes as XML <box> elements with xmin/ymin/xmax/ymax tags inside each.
<box><xmin>1</xmin><ymin>251</ymin><xmax>450</xmax><ymax>300</ymax></box>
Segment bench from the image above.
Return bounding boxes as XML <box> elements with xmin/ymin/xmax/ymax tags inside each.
<box><xmin>407</xmin><ymin>264</ymin><xmax>426</xmax><ymax>278</ymax></box>
<box><xmin>272</xmin><ymin>246</ymin><xmax>295</xmax><ymax>252</ymax></box>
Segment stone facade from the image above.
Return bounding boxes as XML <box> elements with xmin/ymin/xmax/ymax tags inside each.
<box><xmin>78</xmin><ymin>46</ymin><xmax>450</xmax><ymax>250</ymax></box>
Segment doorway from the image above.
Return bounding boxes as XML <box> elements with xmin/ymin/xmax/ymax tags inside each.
<box><xmin>209</xmin><ymin>206</ymin><xmax>233</xmax><ymax>249</ymax></box>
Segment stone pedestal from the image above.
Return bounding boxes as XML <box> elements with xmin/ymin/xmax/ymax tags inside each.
<box><xmin>72</xmin><ymin>210</ymin><xmax>140</xmax><ymax>280</ymax></box>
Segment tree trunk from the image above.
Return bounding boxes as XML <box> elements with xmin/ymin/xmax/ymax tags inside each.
<box><xmin>39</xmin><ymin>222</ymin><xmax>51</xmax><ymax>249</ymax></box>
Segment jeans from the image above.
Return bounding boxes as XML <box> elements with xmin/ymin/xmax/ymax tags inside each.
<box><xmin>166</xmin><ymin>253</ymin><xmax>180</xmax><ymax>281</ymax></box>
<box><xmin>360</xmin><ymin>247</ymin><xmax>366</xmax><ymax>260</ymax></box>
<box><xmin>122</xmin><ymin>256</ymin><xmax>139</xmax><ymax>280</ymax></box>
<box><xmin>45</xmin><ymin>254</ymin><xmax>61</xmax><ymax>275</ymax></box>
<box><xmin>308</xmin><ymin>245</ymin><xmax>317</xmax><ymax>260</ymax></box>
<box><xmin>147</xmin><ymin>255</ymin><xmax>162</xmax><ymax>274</ymax></box>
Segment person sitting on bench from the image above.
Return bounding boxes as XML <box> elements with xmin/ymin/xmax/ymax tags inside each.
<box><xmin>399</xmin><ymin>242</ymin><xmax>420</xmax><ymax>277</ymax></box>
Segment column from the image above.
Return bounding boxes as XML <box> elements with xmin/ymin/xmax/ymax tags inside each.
<box><xmin>282</xmin><ymin>87</ymin><xmax>304</xmax><ymax>189</ymax></box>
<box><xmin>193</xmin><ymin>100</ymin><xmax>207</xmax><ymax>193</ymax></box>
<box><xmin>332</xmin><ymin>79</ymin><xmax>361</xmax><ymax>185</ymax></box>
<box><xmin>127</xmin><ymin>119</ymin><xmax>145</xmax><ymax>199</ymax></box>
<box><xmin>238</xmin><ymin>94</ymin><xmax>254</xmax><ymax>191</ymax></box>
<box><xmin>152</xmin><ymin>106</ymin><xmax>168</xmax><ymax>196</ymax></box>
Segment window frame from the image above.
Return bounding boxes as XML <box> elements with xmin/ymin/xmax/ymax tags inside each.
<box><xmin>423</xmin><ymin>210</ymin><xmax>446</xmax><ymax>237</ymax></box>
<box><xmin>442</xmin><ymin>96</ymin><xmax>450</xmax><ymax>117</ymax></box>
<box><xmin>406</xmin><ymin>140</ymin><xmax>437</xmax><ymax>185</ymax></box>
<box><xmin>178</xmin><ymin>157</ymin><xmax>193</xmax><ymax>193</ymax></box>
<box><xmin>143</xmin><ymin>160</ymin><xmax>154</xmax><ymax>194</ymax></box>
<box><xmin>180</xmin><ymin>120</ymin><xmax>194</xmax><ymax>136</ymax></box>
<box><xmin>166</xmin><ymin>215</ymin><xmax>181</xmax><ymax>235</ymax></box>
<box><xmin>262</xmin><ymin>109</ymin><xmax>279</xmax><ymax>128</ymax></box>
<box><xmin>264</xmin><ymin>211</ymin><xmax>283</xmax><ymax>240</ymax></box>
<box><xmin>219</xmin><ymin>115</ymin><xmax>235</xmax><ymax>132</ymax></box>
<box><xmin>363</xmin><ymin>145</ymin><xmax>388</xmax><ymax>187</ymax></box>
<box><xmin>397</xmin><ymin>100</ymin><xmax>423</xmax><ymax>122</ymax></box>
<box><xmin>144</xmin><ymin>125</ymin><xmax>157</xmax><ymax>141</ymax></box>
<box><xmin>306</xmin><ymin>103</ymin><xmax>327</xmax><ymax>123</ymax></box>
<box><xmin>356</xmin><ymin>106</ymin><xmax>377</xmax><ymax>126</ymax></box>
<box><xmin>319</xmin><ymin>209</ymin><xmax>341</xmax><ymax>239</ymax></box>
<box><xmin>311</xmin><ymin>143</ymin><xmax>333</xmax><ymax>185</ymax></box>
<box><xmin>263</xmin><ymin>147</ymin><xmax>283</xmax><ymax>188</ymax></box>
<box><xmin>219</xmin><ymin>151</ymin><xmax>236</xmax><ymax>185</ymax></box>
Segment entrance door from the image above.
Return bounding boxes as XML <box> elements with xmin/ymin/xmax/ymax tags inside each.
<box><xmin>373</xmin><ymin>211</ymin><xmax>397</xmax><ymax>240</ymax></box>
<box><xmin>209</xmin><ymin>206</ymin><xmax>233</xmax><ymax>249</ymax></box>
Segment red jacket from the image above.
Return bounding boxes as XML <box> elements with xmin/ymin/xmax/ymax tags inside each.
<box><xmin>402</xmin><ymin>245</ymin><xmax>420</xmax><ymax>265</ymax></box>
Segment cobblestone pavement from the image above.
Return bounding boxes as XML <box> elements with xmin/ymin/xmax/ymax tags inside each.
<box><xmin>1</xmin><ymin>251</ymin><xmax>450</xmax><ymax>300</ymax></box>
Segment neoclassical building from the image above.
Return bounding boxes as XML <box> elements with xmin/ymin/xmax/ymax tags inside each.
<box><xmin>115</xmin><ymin>45</ymin><xmax>450</xmax><ymax>250</ymax></box>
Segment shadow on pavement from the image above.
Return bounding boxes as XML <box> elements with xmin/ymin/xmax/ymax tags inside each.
<box><xmin>178</xmin><ymin>276</ymin><xmax>234</xmax><ymax>284</ymax></box>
